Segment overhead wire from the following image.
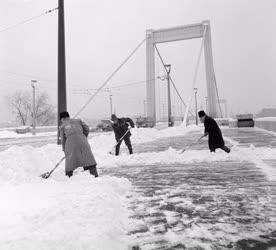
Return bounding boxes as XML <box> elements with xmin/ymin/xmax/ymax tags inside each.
<box><xmin>74</xmin><ymin>76</ymin><xmax>166</xmax><ymax>92</ymax></box>
<box><xmin>0</xmin><ymin>7</ymin><xmax>58</xmax><ymax>34</ymax></box>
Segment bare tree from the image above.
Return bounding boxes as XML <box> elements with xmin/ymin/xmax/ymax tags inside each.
<box><xmin>6</xmin><ymin>91</ymin><xmax>31</xmax><ymax>125</ymax></box>
<box><xmin>6</xmin><ymin>91</ymin><xmax>56</xmax><ymax>126</ymax></box>
<box><xmin>34</xmin><ymin>92</ymin><xmax>56</xmax><ymax>126</ymax></box>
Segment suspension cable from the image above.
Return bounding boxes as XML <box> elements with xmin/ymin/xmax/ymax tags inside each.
<box><xmin>213</xmin><ymin>73</ymin><xmax>223</xmax><ymax>117</ymax></box>
<box><xmin>73</xmin><ymin>38</ymin><xmax>146</xmax><ymax>118</ymax></box>
<box><xmin>183</xmin><ymin>26</ymin><xmax>207</xmax><ymax>125</ymax></box>
<box><xmin>0</xmin><ymin>7</ymin><xmax>58</xmax><ymax>34</ymax></box>
<box><xmin>154</xmin><ymin>44</ymin><xmax>195</xmax><ymax>117</ymax></box>
<box><xmin>154</xmin><ymin>45</ymin><xmax>188</xmax><ymax>108</ymax></box>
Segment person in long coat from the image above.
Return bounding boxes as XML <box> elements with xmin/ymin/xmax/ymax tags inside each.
<box><xmin>59</xmin><ymin>111</ymin><xmax>98</xmax><ymax>178</ymax></box>
<box><xmin>198</xmin><ymin>110</ymin><xmax>231</xmax><ymax>153</ymax></box>
<box><xmin>111</xmin><ymin>114</ymin><xmax>135</xmax><ymax>156</ymax></box>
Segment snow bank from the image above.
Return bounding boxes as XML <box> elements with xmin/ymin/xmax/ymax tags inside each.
<box><xmin>0</xmin><ymin>175</ymin><xmax>134</xmax><ymax>250</ymax></box>
<box><xmin>0</xmin><ymin>145</ymin><xmax>63</xmax><ymax>185</ymax></box>
<box><xmin>255</xmin><ymin>117</ymin><xmax>276</xmax><ymax>122</ymax></box>
<box><xmin>97</xmin><ymin>146</ymin><xmax>242</xmax><ymax>168</ymax></box>
<box><xmin>0</xmin><ymin>130</ymin><xmax>56</xmax><ymax>139</ymax></box>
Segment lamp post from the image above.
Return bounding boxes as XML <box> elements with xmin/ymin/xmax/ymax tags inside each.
<box><xmin>164</xmin><ymin>64</ymin><xmax>172</xmax><ymax>127</ymax></box>
<box><xmin>31</xmin><ymin>80</ymin><xmax>37</xmax><ymax>135</ymax></box>
<box><xmin>109</xmin><ymin>94</ymin><xmax>113</xmax><ymax>116</ymax></box>
<box><xmin>194</xmin><ymin>88</ymin><xmax>198</xmax><ymax>125</ymax></box>
<box><xmin>205</xmin><ymin>96</ymin><xmax>208</xmax><ymax>113</ymax></box>
<box><xmin>143</xmin><ymin>100</ymin><xmax>146</xmax><ymax>117</ymax></box>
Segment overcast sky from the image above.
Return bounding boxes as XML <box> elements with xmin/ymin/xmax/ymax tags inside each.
<box><xmin>0</xmin><ymin>0</ymin><xmax>275</xmax><ymax>122</ymax></box>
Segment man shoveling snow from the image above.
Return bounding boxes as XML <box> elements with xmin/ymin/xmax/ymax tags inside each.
<box><xmin>110</xmin><ymin>114</ymin><xmax>135</xmax><ymax>156</ymax></box>
<box><xmin>198</xmin><ymin>110</ymin><xmax>231</xmax><ymax>154</ymax></box>
<box><xmin>59</xmin><ymin>111</ymin><xmax>99</xmax><ymax>178</ymax></box>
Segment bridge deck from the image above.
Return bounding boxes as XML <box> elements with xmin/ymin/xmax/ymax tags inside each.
<box><xmin>102</xmin><ymin>127</ymin><xmax>276</xmax><ymax>250</ymax></box>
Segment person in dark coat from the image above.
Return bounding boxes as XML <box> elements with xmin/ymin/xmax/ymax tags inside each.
<box><xmin>198</xmin><ymin>110</ymin><xmax>231</xmax><ymax>153</ymax></box>
<box><xmin>111</xmin><ymin>114</ymin><xmax>135</xmax><ymax>156</ymax></box>
<box><xmin>59</xmin><ymin>111</ymin><xmax>98</xmax><ymax>178</ymax></box>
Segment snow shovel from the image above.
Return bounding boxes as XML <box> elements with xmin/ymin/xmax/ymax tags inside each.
<box><xmin>180</xmin><ymin>136</ymin><xmax>203</xmax><ymax>153</ymax></box>
<box><xmin>109</xmin><ymin>127</ymin><xmax>131</xmax><ymax>155</ymax></box>
<box><xmin>40</xmin><ymin>156</ymin><xmax>65</xmax><ymax>179</ymax></box>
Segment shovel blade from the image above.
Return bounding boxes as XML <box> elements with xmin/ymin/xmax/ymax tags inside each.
<box><xmin>40</xmin><ymin>172</ymin><xmax>50</xmax><ymax>179</ymax></box>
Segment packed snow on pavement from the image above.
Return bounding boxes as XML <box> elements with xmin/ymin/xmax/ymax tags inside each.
<box><xmin>0</xmin><ymin>125</ymin><xmax>276</xmax><ymax>249</ymax></box>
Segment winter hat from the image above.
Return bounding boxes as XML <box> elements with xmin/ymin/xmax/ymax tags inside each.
<box><xmin>60</xmin><ymin>111</ymin><xmax>70</xmax><ymax>120</ymax></box>
<box><xmin>198</xmin><ymin>110</ymin><xmax>206</xmax><ymax>118</ymax></box>
<box><xmin>111</xmin><ymin>114</ymin><xmax>117</xmax><ymax>121</ymax></box>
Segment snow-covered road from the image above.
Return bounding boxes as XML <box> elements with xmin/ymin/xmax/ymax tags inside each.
<box><xmin>0</xmin><ymin>125</ymin><xmax>275</xmax><ymax>249</ymax></box>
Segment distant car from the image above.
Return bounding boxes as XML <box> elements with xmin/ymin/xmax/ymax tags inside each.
<box><xmin>96</xmin><ymin>120</ymin><xmax>113</xmax><ymax>132</ymax></box>
<box><xmin>15</xmin><ymin>126</ymin><xmax>30</xmax><ymax>134</ymax></box>
<box><xmin>236</xmin><ymin>114</ymin><xmax>254</xmax><ymax>127</ymax></box>
<box><xmin>135</xmin><ymin>117</ymin><xmax>155</xmax><ymax>128</ymax></box>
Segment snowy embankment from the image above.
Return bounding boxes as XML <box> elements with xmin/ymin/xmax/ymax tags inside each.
<box><xmin>255</xmin><ymin>117</ymin><xmax>276</xmax><ymax>133</ymax></box>
<box><xmin>1</xmin><ymin>124</ymin><xmax>276</xmax><ymax>249</ymax></box>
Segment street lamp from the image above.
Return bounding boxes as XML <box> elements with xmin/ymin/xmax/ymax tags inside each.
<box><xmin>31</xmin><ymin>80</ymin><xmax>37</xmax><ymax>135</ymax></box>
<box><xmin>164</xmin><ymin>64</ymin><xmax>173</xmax><ymax>127</ymax></box>
<box><xmin>109</xmin><ymin>94</ymin><xmax>113</xmax><ymax>116</ymax></box>
<box><xmin>143</xmin><ymin>100</ymin><xmax>147</xmax><ymax>117</ymax></box>
<box><xmin>194</xmin><ymin>88</ymin><xmax>198</xmax><ymax>125</ymax></box>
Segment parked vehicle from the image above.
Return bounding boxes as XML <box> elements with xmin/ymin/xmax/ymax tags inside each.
<box><xmin>15</xmin><ymin>126</ymin><xmax>30</xmax><ymax>134</ymax></box>
<box><xmin>135</xmin><ymin>117</ymin><xmax>155</xmax><ymax>128</ymax></box>
<box><xmin>96</xmin><ymin>120</ymin><xmax>113</xmax><ymax>131</ymax></box>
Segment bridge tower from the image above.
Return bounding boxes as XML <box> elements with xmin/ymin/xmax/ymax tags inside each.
<box><xmin>146</xmin><ymin>20</ymin><xmax>219</xmax><ymax>125</ymax></box>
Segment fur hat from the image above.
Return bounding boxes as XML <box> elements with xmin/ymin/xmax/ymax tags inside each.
<box><xmin>111</xmin><ymin>114</ymin><xmax>117</xmax><ymax>121</ymax></box>
<box><xmin>198</xmin><ymin>110</ymin><xmax>206</xmax><ymax>118</ymax></box>
<box><xmin>60</xmin><ymin>111</ymin><xmax>70</xmax><ymax>120</ymax></box>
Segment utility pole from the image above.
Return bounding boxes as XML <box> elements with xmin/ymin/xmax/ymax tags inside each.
<box><xmin>165</xmin><ymin>64</ymin><xmax>172</xmax><ymax>127</ymax></box>
<box><xmin>109</xmin><ymin>94</ymin><xmax>113</xmax><ymax>116</ymax></box>
<box><xmin>57</xmin><ymin>0</ymin><xmax>67</xmax><ymax>144</ymax></box>
<box><xmin>194</xmin><ymin>88</ymin><xmax>198</xmax><ymax>125</ymax></box>
<box><xmin>31</xmin><ymin>80</ymin><xmax>37</xmax><ymax>135</ymax></box>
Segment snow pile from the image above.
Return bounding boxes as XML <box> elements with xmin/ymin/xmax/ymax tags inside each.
<box><xmin>232</xmin><ymin>145</ymin><xmax>276</xmax><ymax>181</ymax></box>
<box><xmin>0</xmin><ymin>130</ymin><xmax>56</xmax><ymax>139</ymax></box>
<box><xmin>0</xmin><ymin>145</ymin><xmax>63</xmax><ymax>185</ymax></box>
<box><xmin>0</xmin><ymin>175</ymin><xmax>135</xmax><ymax>250</ymax></box>
<box><xmin>97</xmin><ymin>146</ymin><xmax>243</xmax><ymax>168</ymax></box>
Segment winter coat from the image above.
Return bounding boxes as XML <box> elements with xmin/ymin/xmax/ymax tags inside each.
<box><xmin>112</xmin><ymin>117</ymin><xmax>135</xmax><ymax>141</ymax></box>
<box><xmin>204</xmin><ymin>115</ymin><xmax>225</xmax><ymax>150</ymax></box>
<box><xmin>60</xmin><ymin>118</ymin><xmax>97</xmax><ymax>172</ymax></box>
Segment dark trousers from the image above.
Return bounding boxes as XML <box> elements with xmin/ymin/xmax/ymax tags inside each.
<box><xmin>115</xmin><ymin>136</ymin><xmax>133</xmax><ymax>156</ymax></box>
<box><xmin>66</xmin><ymin>164</ymin><xmax>98</xmax><ymax>178</ymax></box>
<box><xmin>210</xmin><ymin>146</ymin><xmax>231</xmax><ymax>153</ymax></box>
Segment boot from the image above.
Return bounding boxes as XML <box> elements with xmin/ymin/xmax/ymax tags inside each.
<box><xmin>89</xmin><ymin>166</ymin><xmax>99</xmax><ymax>178</ymax></box>
<box><xmin>65</xmin><ymin>171</ymin><xmax>73</xmax><ymax>178</ymax></box>
<box><xmin>222</xmin><ymin>146</ymin><xmax>231</xmax><ymax>153</ymax></box>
